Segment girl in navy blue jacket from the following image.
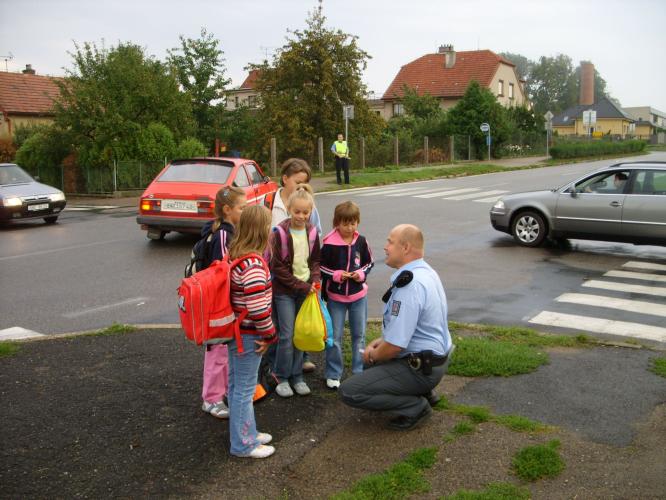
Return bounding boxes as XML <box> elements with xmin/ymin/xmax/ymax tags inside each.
<box><xmin>320</xmin><ymin>201</ymin><xmax>374</xmax><ymax>389</ymax></box>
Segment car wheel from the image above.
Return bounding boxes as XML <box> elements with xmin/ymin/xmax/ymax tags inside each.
<box><xmin>44</xmin><ymin>216</ymin><xmax>59</xmax><ymax>224</ymax></box>
<box><xmin>511</xmin><ymin>211</ymin><xmax>546</xmax><ymax>247</ymax></box>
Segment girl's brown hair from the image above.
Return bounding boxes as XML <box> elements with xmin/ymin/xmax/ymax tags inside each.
<box><xmin>228</xmin><ymin>205</ymin><xmax>272</xmax><ymax>260</ymax></box>
<box><xmin>332</xmin><ymin>201</ymin><xmax>361</xmax><ymax>227</ymax></box>
<box><xmin>280</xmin><ymin>158</ymin><xmax>312</xmax><ymax>186</ymax></box>
<box><xmin>212</xmin><ymin>186</ymin><xmax>245</xmax><ymax>231</ymax></box>
<box><xmin>287</xmin><ymin>183</ymin><xmax>314</xmax><ymax>210</ymax></box>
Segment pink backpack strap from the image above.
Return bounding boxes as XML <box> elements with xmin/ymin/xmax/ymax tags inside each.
<box><xmin>276</xmin><ymin>224</ymin><xmax>317</xmax><ymax>261</ymax></box>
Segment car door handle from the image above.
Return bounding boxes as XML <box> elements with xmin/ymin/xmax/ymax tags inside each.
<box><xmin>609</xmin><ymin>201</ymin><xmax>622</xmax><ymax>207</ymax></box>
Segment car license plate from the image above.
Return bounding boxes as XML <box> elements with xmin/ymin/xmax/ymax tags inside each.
<box><xmin>27</xmin><ymin>203</ymin><xmax>49</xmax><ymax>211</ymax></box>
<box><xmin>161</xmin><ymin>199</ymin><xmax>197</xmax><ymax>213</ymax></box>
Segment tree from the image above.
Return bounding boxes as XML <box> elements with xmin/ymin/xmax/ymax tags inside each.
<box><xmin>527</xmin><ymin>54</ymin><xmax>578</xmax><ymax>116</ymax></box>
<box><xmin>253</xmin><ymin>3</ymin><xmax>384</xmax><ymax>164</ymax></box>
<box><xmin>446</xmin><ymin>81</ymin><xmax>510</xmax><ymax>159</ymax></box>
<box><xmin>53</xmin><ymin>41</ymin><xmax>194</xmax><ymax>167</ymax></box>
<box><xmin>167</xmin><ymin>28</ymin><xmax>230</xmax><ymax>148</ymax></box>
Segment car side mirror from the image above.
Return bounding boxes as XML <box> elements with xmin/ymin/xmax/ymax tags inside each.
<box><xmin>570</xmin><ymin>189</ymin><xmax>577</xmax><ymax>198</ymax></box>
<box><xmin>263</xmin><ymin>175</ymin><xmax>271</xmax><ymax>183</ymax></box>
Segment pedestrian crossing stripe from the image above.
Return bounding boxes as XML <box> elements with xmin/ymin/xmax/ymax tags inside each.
<box><xmin>473</xmin><ymin>196</ymin><xmax>505</xmax><ymax>203</ymax></box>
<box><xmin>528</xmin><ymin>311</ymin><xmax>666</xmax><ymax>343</ymax></box>
<box><xmin>0</xmin><ymin>326</ymin><xmax>44</xmax><ymax>340</ymax></box>
<box><xmin>358</xmin><ymin>186</ymin><xmax>430</xmax><ymax>197</ymax></box>
<box><xmin>384</xmin><ymin>187</ymin><xmax>455</xmax><ymax>197</ymax></box>
<box><xmin>582</xmin><ymin>280</ymin><xmax>666</xmax><ymax>297</ymax></box>
<box><xmin>415</xmin><ymin>188</ymin><xmax>480</xmax><ymax>198</ymax></box>
<box><xmin>622</xmin><ymin>261</ymin><xmax>666</xmax><ymax>272</ymax></box>
<box><xmin>555</xmin><ymin>293</ymin><xmax>666</xmax><ymax>318</ymax></box>
<box><xmin>604</xmin><ymin>270</ymin><xmax>666</xmax><ymax>283</ymax></box>
<box><xmin>446</xmin><ymin>189</ymin><xmax>508</xmax><ymax>201</ymax></box>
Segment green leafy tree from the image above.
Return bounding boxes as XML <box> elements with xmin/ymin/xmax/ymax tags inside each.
<box><xmin>174</xmin><ymin>137</ymin><xmax>207</xmax><ymax>158</ymax></box>
<box><xmin>216</xmin><ymin>105</ymin><xmax>260</xmax><ymax>156</ymax></box>
<box><xmin>167</xmin><ymin>28</ymin><xmax>230</xmax><ymax>149</ymax></box>
<box><xmin>14</xmin><ymin>126</ymin><xmax>71</xmax><ymax>185</ymax></box>
<box><xmin>253</xmin><ymin>3</ymin><xmax>384</xmax><ymax>164</ymax></box>
<box><xmin>136</xmin><ymin>123</ymin><xmax>176</xmax><ymax>163</ymax></box>
<box><xmin>446</xmin><ymin>81</ymin><xmax>510</xmax><ymax>159</ymax></box>
<box><xmin>527</xmin><ymin>54</ymin><xmax>578</xmax><ymax>115</ymax></box>
<box><xmin>53</xmin><ymin>41</ymin><xmax>194</xmax><ymax>167</ymax></box>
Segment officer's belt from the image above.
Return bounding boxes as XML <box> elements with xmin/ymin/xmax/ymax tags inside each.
<box><xmin>402</xmin><ymin>351</ymin><xmax>448</xmax><ymax>371</ymax></box>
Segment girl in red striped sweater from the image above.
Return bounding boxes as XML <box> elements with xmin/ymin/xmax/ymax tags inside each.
<box><xmin>227</xmin><ymin>205</ymin><xmax>277</xmax><ymax>459</ymax></box>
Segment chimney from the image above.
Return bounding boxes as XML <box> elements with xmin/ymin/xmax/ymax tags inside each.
<box><xmin>439</xmin><ymin>44</ymin><xmax>456</xmax><ymax>68</ymax></box>
<box><xmin>22</xmin><ymin>64</ymin><xmax>36</xmax><ymax>75</ymax></box>
<box><xmin>579</xmin><ymin>61</ymin><xmax>594</xmax><ymax>106</ymax></box>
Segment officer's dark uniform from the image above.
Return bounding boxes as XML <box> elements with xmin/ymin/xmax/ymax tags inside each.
<box><xmin>339</xmin><ymin>258</ymin><xmax>453</xmax><ymax>427</ymax></box>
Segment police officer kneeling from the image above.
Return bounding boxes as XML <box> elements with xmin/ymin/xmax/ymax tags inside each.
<box><xmin>339</xmin><ymin>224</ymin><xmax>454</xmax><ymax>430</ymax></box>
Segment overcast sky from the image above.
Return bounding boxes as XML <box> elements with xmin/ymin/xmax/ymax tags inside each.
<box><xmin>1</xmin><ymin>0</ymin><xmax>665</xmax><ymax>112</ymax></box>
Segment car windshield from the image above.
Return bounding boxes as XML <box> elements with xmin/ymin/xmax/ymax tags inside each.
<box><xmin>157</xmin><ymin>161</ymin><xmax>233</xmax><ymax>184</ymax></box>
<box><xmin>0</xmin><ymin>165</ymin><xmax>34</xmax><ymax>185</ymax></box>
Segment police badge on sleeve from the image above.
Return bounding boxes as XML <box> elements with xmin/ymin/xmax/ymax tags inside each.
<box><xmin>391</xmin><ymin>300</ymin><xmax>401</xmax><ymax>316</ymax></box>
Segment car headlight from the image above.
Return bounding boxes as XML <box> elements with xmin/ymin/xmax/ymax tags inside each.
<box><xmin>492</xmin><ymin>200</ymin><xmax>505</xmax><ymax>210</ymax></box>
<box><xmin>2</xmin><ymin>197</ymin><xmax>22</xmax><ymax>207</ymax></box>
<box><xmin>49</xmin><ymin>192</ymin><xmax>65</xmax><ymax>202</ymax></box>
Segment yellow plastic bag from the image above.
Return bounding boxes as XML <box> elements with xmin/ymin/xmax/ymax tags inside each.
<box><xmin>293</xmin><ymin>292</ymin><xmax>326</xmax><ymax>352</ymax></box>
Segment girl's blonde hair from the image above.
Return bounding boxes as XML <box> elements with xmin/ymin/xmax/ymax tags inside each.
<box><xmin>212</xmin><ymin>186</ymin><xmax>245</xmax><ymax>232</ymax></box>
<box><xmin>280</xmin><ymin>158</ymin><xmax>312</xmax><ymax>186</ymax></box>
<box><xmin>228</xmin><ymin>205</ymin><xmax>272</xmax><ymax>260</ymax></box>
<box><xmin>333</xmin><ymin>201</ymin><xmax>361</xmax><ymax>227</ymax></box>
<box><xmin>287</xmin><ymin>183</ymin><xmax>314</xmax><ymax>210</ymax></box>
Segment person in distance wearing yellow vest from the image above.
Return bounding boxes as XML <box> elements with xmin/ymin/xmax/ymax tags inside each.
<box><xmin>331</xmin><ymin>133</ymin><xmax>350</xmax><ymax>185</ymax></box>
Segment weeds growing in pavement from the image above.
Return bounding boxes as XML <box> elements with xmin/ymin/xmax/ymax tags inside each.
<box><xmin>512</xmin><ymin>440</ymin><xmax>564</xmax><ymax>482</ymax></box>
<box><xmin>649</xmin><ymin>357</ymin><xmax>666</xmax><ymax>378</ymax></box>
<box><xmin>494</xmin><ymin>415</ymin><xmax>552</xmax><ymax>433</ymax></box>
<box><xmin>331</xmin><ymin>447</ymin><xmax>437</xmax><ymax>500</ymax></box>
<box><xmin>442</xmin><ymin>481</ymin><xmax>531</xmax><ymax>499</ymax></box>
<box><xmin>88</xmin><ymin>323</ymin><xmax>138</xmax><ymax>336</ymax></box>
<box><xmin>445</xmin><ymin>421</ymin><xmax>476</xmax><ymax>442</ymax></box>
<box><xmin>0</xmin><ymin>342</ymin><xmax>21</xmax><ymax>357</ymax></box>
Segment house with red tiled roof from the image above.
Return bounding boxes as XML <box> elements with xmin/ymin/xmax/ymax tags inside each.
<box><xmin>226</xmin><ymin>69</ymin><xmax>261</xmax><ymax>110</ymax></box>
<box><xmin>0</xmin><ymin>65</ymin><xmax>63</xmax><ymax>140</ymax></box>
<box><xmin>379</xmin><ymin>45</ymin><xmax>527</xmax><ymax>120</ymax></box>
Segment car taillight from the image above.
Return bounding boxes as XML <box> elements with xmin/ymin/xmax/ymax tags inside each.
<box><xmin>141</xmin><ymin>199</ymin><xmax>161</xmax><ymax>212</ymax></box>
<box><xmin>197</xmin><ymin>200</ymin><xmax>214</xmax><ymax>214</ymax></box>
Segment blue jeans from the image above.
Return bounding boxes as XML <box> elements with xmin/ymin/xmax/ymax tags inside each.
<box><xmin>325</xmin><ymin>296</ymin><xmax>367</xmax><ymax>380</ymax></box>
<box><xmin>273</xmin><ymin>293</ymin><xmax>306</xmax><ymax>384</ymax></box>
<box><xmin>228</xmin><ymin>334</ymin><xmax>262</xmax><ymax>456</ymax></box>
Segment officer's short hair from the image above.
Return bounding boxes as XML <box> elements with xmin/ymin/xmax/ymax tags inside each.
<box><xmin>333</xmin><ymin>201</ymin><xmax>360</xmax><ymax>227</ymax></box>
<box><xmin>280</xmin><ymin>158</ymin><xmax>312</xmax><ymax>186</ymax></box>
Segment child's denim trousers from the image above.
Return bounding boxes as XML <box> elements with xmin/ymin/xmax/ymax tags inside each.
<box><xmin>325</xmin><ymin>296</ymin><xmax>367</xmax><ymax>380</ymax></box>
<box><xmin>273</xmin><ymin>292</ymin><xmax>306</xmax><ymax>384</ymax></box>
<box><xmin>228</xmin><ymin>334</ymin><xmax>262</xmax><ymax>456</ymax></box>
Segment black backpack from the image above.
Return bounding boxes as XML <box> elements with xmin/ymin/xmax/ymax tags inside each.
<box><xmin>184</xmin><ymin>229</ymin><xmax>227</xmax><ymax>277</ymax></box>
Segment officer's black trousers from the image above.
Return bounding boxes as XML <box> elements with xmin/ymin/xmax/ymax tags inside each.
<box><xmin>335</xmin><ymin>156</ymin><xmax>350</xmax><ymax>184</ymax></box>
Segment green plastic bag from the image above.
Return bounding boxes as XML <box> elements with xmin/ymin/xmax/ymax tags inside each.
<box><xmin>294</xmin><ymin>292</ymin><xmax>327</xmax><ymax>352</ymax></box>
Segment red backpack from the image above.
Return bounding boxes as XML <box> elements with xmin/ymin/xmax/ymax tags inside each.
<box><xmin>177</xmin><ymin>253</ymin><xmax>267</xmax><ymax>352</ymax></box>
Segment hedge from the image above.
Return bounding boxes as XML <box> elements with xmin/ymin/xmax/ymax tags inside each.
<box><xmin>549</xmin><ymin>139</ymin><xmax>647</xmax><ymax>159</ymax></box>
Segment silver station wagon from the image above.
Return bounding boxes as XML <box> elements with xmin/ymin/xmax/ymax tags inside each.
<box><xmin>490</xmin><ymin>161</ymin><xmax>666</xmax><ymax>247</ymax></box>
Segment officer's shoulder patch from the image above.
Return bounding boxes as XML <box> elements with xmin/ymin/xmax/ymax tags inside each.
<box><xmin>391</xmin><ymin>300</ymin><xmax>401</xmax><ymax>316</ymax></box>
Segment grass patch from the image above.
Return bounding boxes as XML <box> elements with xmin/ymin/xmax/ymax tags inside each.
<box><xmin>0</xmin><ymin>342</ymin><xmax>21</xmax><ymax>357</ymax></box>
<box><xmin>87</xmin><ymin>323</ymin><xmax>138</xmax><ymax>336</ymax></box>
<box><xmin>449</xmin><ymin>321</ymin><xmax>590</xmax><ymax>348</ymax></box>
<box><xmin>443</xmin><ymin>481</ymin><xmax>531</xmax><ymax>500</ymax></box>
<box><xmin>448</xmin><ymin>337</ymin><xmax>548</xmax><ymax>377</ymax></box>
<box><xmin>447</xmin><ymin>421</ymin><xmax>476</xmax><ymax>440</ymax></box>
<box><xmin>332</xmin><ymin>447</ymin><xmax>437</xmax><ymax>500</ymax></box>
<box><xmin>453</xmin><ymin>404</ymin><xmax>492</xmax><ymax>423</ymax></box>
<box><xmin>494</xmin><ymin>415</ymin><xmax>551</xmax><ymax>433</ymax></box>
<box><xmin>649</xmin><ymin>357</ymin><xmax>666</xmax><ymax>378</ymax></box>
<box><xmin>512</xmin><ymin>440</ymin><xmax>564</xmax><ymax>482</ymax></box>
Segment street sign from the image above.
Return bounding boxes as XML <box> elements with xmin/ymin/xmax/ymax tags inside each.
<box><xmin>544</xmin><ymin>111</ymin><xmax>554</xmax><ymax>121</ymax></box>
<box><xmin>480</xmin><ymin>122</ymin><xmax>490</xmax><ymax>133</ymax></box>
<box><xmin>486</xmin><ymin>135</ymin><xmax>492</xmax><ymax>146</ymax></box>
<box><xmin>583</xmin><ymin>110</ymin><xmax>597</xmax><ymax>127</ymax></box>
<box><xmin>343</xmin><ymin>105</ymin><xmax>355</xmax><ymax>120</ymax></box>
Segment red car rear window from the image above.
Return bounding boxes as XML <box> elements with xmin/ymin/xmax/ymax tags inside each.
<box><xmin>157</xmin><ymin>162</ymin><xmax>233</xmax><ymax>184</ymax></box>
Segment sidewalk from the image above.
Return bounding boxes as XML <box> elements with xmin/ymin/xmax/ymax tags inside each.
<box><xmin>1</xmin><ymin>327</ymin><xmax>664</xmax><ymax>498</ymax></box>
<box><xmin>64</xmin><ymin>155</ymin><xmax>549</xmax><ymax>207</ymax></box>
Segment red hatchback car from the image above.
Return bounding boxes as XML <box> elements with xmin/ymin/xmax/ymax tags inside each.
<box><xmin>136</xmin><ymin>157</ymin><xmax>278</xmax><ymax>240</ymax></box>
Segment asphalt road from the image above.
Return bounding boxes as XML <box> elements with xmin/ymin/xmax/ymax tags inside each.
<box><xmin>2</xmin><ymin>152</ymin><xmax>665</xmax><ymax>346</ymax></box>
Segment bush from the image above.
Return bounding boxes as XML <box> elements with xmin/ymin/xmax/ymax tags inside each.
<box><xmin>412</xmin><ymin>147</ymin><xmax>448</xmax><ymax>164</ymax></box>
<box><xmin>174</xmin><ymin>137</ymin><xmax>207</xmax><ymax>158</ymax></box>
<box><xmin>136</xmin><ymin>123</ymin><xmax>176</xmax><ymax>163</ymax></box>
<box><xmin>550</xmin><ymin>139</ymin><xmax>647</xmax><ymax>159</ymax></box>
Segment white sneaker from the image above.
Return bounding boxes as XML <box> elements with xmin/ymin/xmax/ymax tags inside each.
<box><xmin>236</xmin><ymin>444</ymin><xmax>275</xmax><ymax>459</ymax></box>
<box><xmin>201</xmin><ymin>401</ymin><xmax>215</xmax><ymax>413</ymax></box>
<box><xmin>257</xmin><ymin>432</ymin><xmax>272</xmax><ymax>445</ymax></box>
<box><xmin>276</xmin><ymin>381</ymin><xmax>294</xmax><ymax>398</ymax></box>
<box><xmin>293</xmin><ymin>381</ymin><xmax>311</xmax><ymax>396</ymax></box>
<box><xmin>209</xmin><ymin>401</ymin><xmax>229</xmax><ymax>419</ymax></box>
<box><xmin>326</xmin><ymin>379</ymin><xmax>340</xmax><ymax>390</ymax></box>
